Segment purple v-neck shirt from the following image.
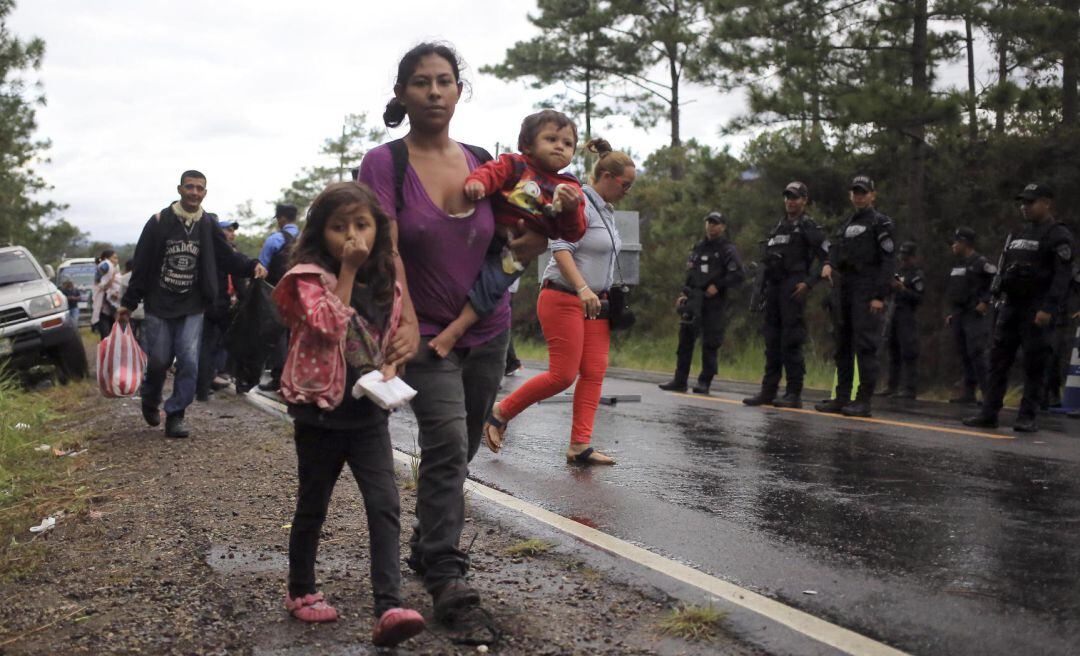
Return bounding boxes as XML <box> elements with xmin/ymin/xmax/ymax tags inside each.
<box><xmin>359</xmin><ymin>142</ymin><xmax>510</xmax><ymax>348</ymax></box>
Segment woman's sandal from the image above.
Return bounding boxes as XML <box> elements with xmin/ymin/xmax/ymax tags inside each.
<box><xmin>285</xmin><ymin>592</ymin><xmax>339</xmax><ymax>623</ymax></box>
<box><xmin>566</xmin><ymin>446</ymin><xmax>616</xmax><ymax>465</ymax></box>
<box><xmin>483</xmin><ymin>405</ymin><xmax>508</xmax><ymax>453</ymax></box>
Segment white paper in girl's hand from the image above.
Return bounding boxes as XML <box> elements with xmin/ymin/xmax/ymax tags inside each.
<box><xmin>352</xmin><ymin>370</ymin><xmax>417</xmax><ymax>410</ymax></box>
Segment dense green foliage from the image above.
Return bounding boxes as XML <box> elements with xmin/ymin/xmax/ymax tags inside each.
<box><xmin>497</xmin><ymin>0</ymin><xmax>1080</xmax><ymax>387</ymax></box>
<box><xmin>0</xmin><ymin>0</ymin><xmax>84</xmax><ymax>264</ymax></box>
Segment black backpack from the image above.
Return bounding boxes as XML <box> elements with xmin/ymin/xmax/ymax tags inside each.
<box><xmin>386</xmin><ymin>138</ymin><xmax>493</xmax><ymax>214</ymax></box>
<box><xmin>266</xmin><ymin>228</ymin><xmax>296</xmax><ymax>286</ymax></box>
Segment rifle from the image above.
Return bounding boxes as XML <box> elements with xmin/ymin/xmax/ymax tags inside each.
<box><xmin>989</xmin><ymin>232</ymin><xmax>1012</xmax><ymax>299</ymax></box>
<box><xmin>748</xmin><ymin>240</ymin><xmax>768</xmax><ymax>313</ymax></box>
<box><xmin>880</xmin><ymin>274</ymin><xmax>901</xmax><ymax>341</ymax></box>
<box><xmin>826</xmin><ymin>270</ymin><xmax>843</xmax><ymax>334</ymax></box>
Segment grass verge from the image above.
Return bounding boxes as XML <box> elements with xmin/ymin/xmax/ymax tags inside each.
<box><xmin>505</xmin><ymin>538</ymin><xmax>556</xmax><ymax>557</ymax></box>
<box><xmin>515</xmin><ymin>333</ymin><xmax>1026</xmax><ymax>404</ymax></box>
<box><xmin>656</xmin><ymin>603</ymin><xmax>728</xmax><ymax>642</ymax></box>
<box><xmin>0</xmin><ymin>376</ymin><xmax>96</xmax><ymax>580</ymax></box>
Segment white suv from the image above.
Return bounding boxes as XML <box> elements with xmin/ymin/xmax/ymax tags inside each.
<box><xmin>0</xmin><ymin>246</ymin><xmax>87</xmax><ymax>383</ymax></box>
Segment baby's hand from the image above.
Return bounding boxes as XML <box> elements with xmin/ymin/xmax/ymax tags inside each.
<box><xmin>554</xmin><ymin>184</ymin><xmax>579</xmax><ymax>212</ymax></box>
<box><xmin>341</xmin><ymin>237</ymin><xmax>370</xmax><ymax>270</ymax></box>
<box><xmin>464</xmin><ymin>180</ymin><xmax>486</xmax><ymax>201</ymax></box>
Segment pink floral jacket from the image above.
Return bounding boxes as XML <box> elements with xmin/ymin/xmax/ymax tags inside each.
<box><xmin>271</xmin><ymin>263</ymin><xmax>401</xmax><ymax>411</ymax></box>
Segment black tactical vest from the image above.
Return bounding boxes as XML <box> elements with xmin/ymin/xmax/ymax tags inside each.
<box><xmin>765</xmin><ymin>216</ymin><xmax>814</xmax><ymax>277</ymax></box>
<box><xmin>836</xmin><ymin>209</ymin><xmax>888</xmax><ymax>273</ymax></box>
<box><xmin>946</xmin><ymin>253</ymin><xmax>994</xmax><ymax>307</ymax></box>
<box><xmin>1000</xmin><ymin>221</ymin><xmax>1059</xmax><ymax>297</ymax></box>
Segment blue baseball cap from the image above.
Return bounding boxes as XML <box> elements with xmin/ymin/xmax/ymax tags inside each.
<box><xmin>218</xmin><ymin>218</ymin><xmax>239</xmax><ymax>230</ymax></box>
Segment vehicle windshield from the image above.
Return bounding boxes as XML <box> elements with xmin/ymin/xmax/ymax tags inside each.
<box><xmin>0</xmin><ymin>251</ymin><xmax>43</xmax><ymax>286</ymax></box>
<box><xmin>57</xmin><ymin>263</ymin><xmax>96</xmax><ymax>290</ymax></box>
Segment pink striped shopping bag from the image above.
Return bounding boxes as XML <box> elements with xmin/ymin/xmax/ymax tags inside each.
<box><xmin>97</xmin><ymin>322</ymin><xmax>147</xmax><ymax>398</ymax></box>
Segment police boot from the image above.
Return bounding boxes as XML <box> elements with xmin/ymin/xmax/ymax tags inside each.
<box><xmin>949</xmin><ymin>391</ymin><xmax>978</xmax><ymax>405</ymax></box>
<box><xmin>841</xmin><ymin>399</ymin><xmax>872</xmax><ymax>417</ymax></box>
<box><xmin>742</xmin><ymin>391</ymin><xmax>776</xmax><ymax>406</ymax></box>
<box><xmin>962</xmin><ymin>413</ymin><xmax>998</xmax><ymax>428</ymax></box>
<box><xmin>692</xmin><ymin>382</ymin><xmax>711</xmax><ymax>395</ymax></box>
<box><xmin>814</xmin><ymin>398</ymin><xmax>848</xmax><ymax>414</ymax></box>
<box><xmin>891</xmin><ymin>389</ymin><xmax>917</xmax><ymax>400</ymax></box>
<box><xmin>772</xmin><ymin>392</ymin><xmax>802</xmax><ymax>409</ymax></box>
<box><xmin>658</xmin><ymin>379</ymin><xmax>688</xmax><ymax>393</ymax></box>
<box><xmin>1012</xmin><ymin>415</ymin><xmax>1039</xmax><ymax>433</ymax></box>
<box><xmin>875</xmin><ymin>387</ymin><xmax>897</xmax><ymax>397</ymax></box>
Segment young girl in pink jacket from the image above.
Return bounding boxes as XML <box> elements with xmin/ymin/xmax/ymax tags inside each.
<box><xmin>271</xmin><ymin>181</ymin><xmax>423</xmax><ymax>647</ymax></box>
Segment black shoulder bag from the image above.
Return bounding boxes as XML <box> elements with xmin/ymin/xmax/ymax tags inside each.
<box><xmin>590</xmin><ymin>194</ymin><xmax>635</xmax><ymax>331</ymax></box>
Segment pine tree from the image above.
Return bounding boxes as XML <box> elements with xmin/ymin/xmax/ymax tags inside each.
<box><xmin>0</xmin><ymin>0</ymin><xmax>81</xmax><ymax>263</ymax></box>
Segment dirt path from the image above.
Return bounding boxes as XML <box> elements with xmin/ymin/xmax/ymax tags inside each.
<box><xmin>1</xmin><ymin>387</ymin><xmax>760</xmax><ymax>655</ymax></box>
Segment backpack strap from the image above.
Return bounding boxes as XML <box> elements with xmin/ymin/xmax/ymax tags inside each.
<box><xmin>463</xmin><ymin>144</ymin><xmax>493</xmax><ymax>165</ymax></box>
<box><xmin>388</xmin><ymin>138</ymin><xmax>409</xmax><ymax>215</ymax></box>
<box><xmin>388</xmin><ymin>139</ymin><xmax>493</xmax><ymax>215</ymax></box>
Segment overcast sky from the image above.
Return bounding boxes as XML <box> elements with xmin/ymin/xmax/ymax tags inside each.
<box><xmin>10</xmin><ymin>2</ymin><xmax>995</xmax><ymax>245</ymax></box>
<box><xmin>8</xmin><ymin>1</ymin><xmax>747</xmax><ymax>244</ymax></box>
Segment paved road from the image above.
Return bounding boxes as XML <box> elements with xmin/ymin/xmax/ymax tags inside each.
<box><xmin>387</xmin><ymin>369</ymin><xmax>1080</xmax><ymax>656</ymax></box>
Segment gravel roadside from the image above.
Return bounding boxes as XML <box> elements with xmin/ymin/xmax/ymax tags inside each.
<box><xmin>1</xmin><ymin>386</ymin><xmax>762</xmax><ymax>655</ymax></box>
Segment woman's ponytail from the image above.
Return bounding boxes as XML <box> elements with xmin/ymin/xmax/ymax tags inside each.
<box><xmin>586</xmin><ymin>138</ymin><xmax>634</xmax><ymax>185</ymax></box>
<box><xmin>383</xmin><ymin>98</ymin><xmax>407</xmax><ymax>128</ymax></box>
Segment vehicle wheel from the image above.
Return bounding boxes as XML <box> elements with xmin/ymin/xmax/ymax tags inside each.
<box><xmin>54</xmin><ymin>335</ymin><xmax>89</xmax><ymax>383</ymax></box>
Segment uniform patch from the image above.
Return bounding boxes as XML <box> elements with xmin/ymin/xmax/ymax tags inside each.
<box><xmin>844</xmin><ymin>225</ymin><xmax>867</xmax><ymax>238</ymax></box>
<box><xmin>950</xmin><ymin>267</ymin><xmax>966</xmax><ymax>276</ymax></box>
<box><xmin>880</xmin><ymin>237</ymin><xmax>894</xmax><ymax>254</ymax></box>
<box><xmin>913</xmin><ymin>279</ymin><xmax>925</xmax><ymax>292</ymax></box>
<box><xmin>768</xmin><ymin>235</ymin><xmax>791</xmax><ymax>246</ymax></box>
<box><xmin>727</xmin><ymin>260</ymin><xmax>738</xmax><ymax>271</ymax></box>
<box><xmin>1056</xmin><ymin>243</ymin><xmax>1072</xmax><ymax>261</ymax></box>
<box><xmin>983</xmin><ymin>262</ymin><xmax>998</xmax><ymax>274</ymax></box>
<box><xmin>1008</xmin><ymin>239</ymin><xmax>1039</xmax><ymax>251</ymax></box>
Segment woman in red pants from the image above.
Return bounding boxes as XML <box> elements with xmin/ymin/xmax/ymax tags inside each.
<box><xmin>483</xmin><ymin>138</ymin><xmax>636</xmax><ymax>465</ymax></box>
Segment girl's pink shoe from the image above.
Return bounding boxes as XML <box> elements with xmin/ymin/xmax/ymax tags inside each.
<box><xmin>285</xmin><ymin>592</ymin><xmax>338</xmax><ymax>623</ymax></box>
<box><xmin>372</xmin><ymin>607</ymin><xmax>425</xmax><ymax>647</ymax></box>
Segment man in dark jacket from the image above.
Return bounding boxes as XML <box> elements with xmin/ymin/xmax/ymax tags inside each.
<box><xmin>743</xmin><ymin>181</ymin><xmax>827</xmax><ymax>409</ymax></box>
<box><xmin>195</xmin><ymin>217</ymin><xmax>242</xmax><ymax>402</ymax></box>
<box><xmin>963</xmin><ymin>183</ymin><xmax>1074</xmax><ymax>432</ymax></box>
<box><xmin>119</xmin><ymin>170</ymin><xmax>266</xmax><ymax>438</ymax></box>
<box><xmin>814</xmin><ymin>175</ymin><xmax>896</xmax><ymax>418</ymax></box>
<box><xmin>257</xmin><ymin>203</ymin><xmax>299</xmax><ymax>391</ymax></box>
<box><xmin>659</xmin><ymin>212</ymin><xmax>745</xmax><ymax>394</ymax></box>
<box><xmin>879</xmin><ymin>241</ymin><xmax>924</xmax><ymax>399</ymax></box>
<box><xmin>944</xmin><ymin>227</ymin><xmax>995</xmax><ymax>405</ymax></box>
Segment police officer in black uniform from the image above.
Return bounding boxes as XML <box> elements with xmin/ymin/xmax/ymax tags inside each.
<box><xmin>659</xmin><ymin>212</ymin><xmax>745</xmax><ymax>394</ymax></box>
<box><xmin>814</xmin><ymin>175</ymin><xmax>896</xmax><ymax>417</ymax></box>
<box><xmin>743</xmin><ymin>181</ymin><xmax>827</xmax><ymax>409</ymax></box>
<box><xmin>879</xmin><ymin>241</ymin><xmax>924</xmax><ymax>399</ymax></box>
<box><xmin>1044</xmin><ymin>250</ymin><xmax>1080</xmax><ymax>409</ymax></box>
<box><xmin>945</xmin><ymin>227</ymin><xmax>995</xmax><ymax>405</ymax></box>
<box><xmin>964</xmin><ymin>183</ymin><xmax>1075</xmax><ymax>432</ymax></box>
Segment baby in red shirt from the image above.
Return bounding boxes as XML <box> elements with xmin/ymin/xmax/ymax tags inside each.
<box><xmin>428</xmin><ymin>109</ymin><xmax>586</xmax><ymax>357</ymax></box>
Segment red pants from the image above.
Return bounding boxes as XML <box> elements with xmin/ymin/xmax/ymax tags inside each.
<box><xmin>500</xmin><ymin>288</ymin><xmax>610</xmax><ymax>444</ymax></box>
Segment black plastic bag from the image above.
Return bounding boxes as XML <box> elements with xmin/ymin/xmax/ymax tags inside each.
<box><xmin>225</xmin><ymin>280</ymin><xmax>284</xmax><ymax>392</ymax></box>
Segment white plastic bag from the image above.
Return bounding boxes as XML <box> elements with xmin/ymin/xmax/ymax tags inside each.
<box><xmin>351</xmin><ymin>370</ymin><xmax>417</xmax><ymax>410</ymax></box>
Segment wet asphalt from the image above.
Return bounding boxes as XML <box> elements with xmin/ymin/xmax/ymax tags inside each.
<box><xmin>386</xmin><ymin>368</ymin><xmax>1080</xmax><ymax>656</ymax></box>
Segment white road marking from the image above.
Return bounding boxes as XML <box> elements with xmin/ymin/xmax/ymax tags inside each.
<box><xmin>244</xmin><ymin>390</ymin><xmax>909</xmax><ymax>656</ymax></box>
